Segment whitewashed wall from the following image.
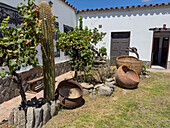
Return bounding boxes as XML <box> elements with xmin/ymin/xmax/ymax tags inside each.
<box><xmin>77</xmin><ymin>6</ymin><xmax>170</xmax><ymax>62</ymax></box>
<box><xmin>0</xmin><ymin>0</ymin><xmax>76</xmax><ymax>72</ymax></box>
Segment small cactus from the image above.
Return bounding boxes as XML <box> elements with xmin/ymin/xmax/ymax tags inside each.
<box><xmin>39</xmin><ymin>1</ymin><xmax>55</xmax><ymax>102</ymax></box>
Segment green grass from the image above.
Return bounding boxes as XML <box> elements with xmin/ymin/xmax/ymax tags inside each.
<box><xmin>43</xmin><ymin>72</ymin><xmax>170</xmax><ymax>128</ymax></box>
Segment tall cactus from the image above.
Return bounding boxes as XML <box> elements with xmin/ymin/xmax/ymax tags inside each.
<box><xmin>39</xmin><ymin>1</ymin><xmax>55</xmax><ymax>102</ymax></box>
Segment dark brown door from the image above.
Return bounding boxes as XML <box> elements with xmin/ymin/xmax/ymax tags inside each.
<box><xmin>151</xmin><ymin>32</ymin><xmax>170</xmax><ymax>68</ymax></box>
<box><xmin>110</xmin><ymin>32</ymin><xmax>130</xmax><ymax>64</ymax></box>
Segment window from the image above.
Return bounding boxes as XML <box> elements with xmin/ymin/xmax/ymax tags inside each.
<box><xmin>54</xmin><ymin>22</ymin><xmax>60</xmax><ymax>57</ymax></box>
<box><xmin>63</xmin><ymin>25</ymin><xmax>74</xmax><ymax>56</ymax></box>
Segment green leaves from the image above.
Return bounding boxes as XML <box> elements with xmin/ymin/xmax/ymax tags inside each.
<box><xmin>0</xmin><ymin>0</ymin><xmax>41</xmax><ymax>77</ymax></box>
<box><xmin>56</xmin><ymin>16</ymin><xmax>107</xmax><ymax>78</ymax></box>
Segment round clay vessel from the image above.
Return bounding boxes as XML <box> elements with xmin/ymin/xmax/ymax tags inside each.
<box><xmin>115</xmin><ymin>65</ymin><xmax>139</xmax><ymax>89</ymax></box>
<box><xmin>57</xmin><ymin>80</ymin><xmax>83</xmax><ymax>108</ymax></box>
<box><xmin>116</xmin><ymin>56</ymin><xmax>143</xmax><ymax>74</ymax></box>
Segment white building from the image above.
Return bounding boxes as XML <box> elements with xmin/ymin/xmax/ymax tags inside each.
<box><xmin>77</xmin><ymin>3</ymin><xmax>170</xmax><ymax>69</ymax></box>
<box><xmin>0</xmin><ymin>0</ymin><xmax>170</xmax><ymax>69</ymax></box>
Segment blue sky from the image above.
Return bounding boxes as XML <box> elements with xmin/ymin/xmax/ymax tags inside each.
<box><xmin>66</xmin><ymin>0</ymin><xmax>170</xmax><ymax>10</ymax></box>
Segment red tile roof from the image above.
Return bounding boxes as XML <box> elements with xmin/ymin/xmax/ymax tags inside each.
<box><xmin>61</xmin><ymin>0</ymin><xmax>76</xmax><ymax>10</ymax></box>
<box><xmin>76</xmin><ymin>2</ymin><xmax>170</xmax><ymax>13</ymax></box>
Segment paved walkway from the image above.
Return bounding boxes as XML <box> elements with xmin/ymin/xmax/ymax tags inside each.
<box><xmin>147</xmin><ymin>68</ymin><xmax>170</xmax><ymax>73</ymax></box>
<box><xmin>0</xmin><ymin>71</ymin><xmax>73</xmax><ymax>123</ymax></box>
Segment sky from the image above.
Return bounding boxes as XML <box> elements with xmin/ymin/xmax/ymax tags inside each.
<box><xmin>66</xmin><ymin>0</ymin><xmax>170</xmax><ymax>10</ymax></box>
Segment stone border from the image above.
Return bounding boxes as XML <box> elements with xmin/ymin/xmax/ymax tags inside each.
<box><xmin>8</xmin><ymin>100</ymin><xmax>60</xmax><ymax>128</ymax></box>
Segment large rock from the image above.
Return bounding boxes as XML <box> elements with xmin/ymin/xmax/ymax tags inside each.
<box><xmin>106</xmin><ymin>78</ymin><xmax>114</xmax><ymax>82</ymax></box>
<box><xmin>104</xmin><ymin>83</ymin><xmax>115</xmax><ymax>89</ymax></box>
<box><xmin>83</xmin><ymin>89</ymin><xmax>89</xmax><ymax>95</ymax></box>
<box><xmin>34</xmin><ymin>108</ymin><xmax>43</xmax><ymax>128</ymax></box>
<box><xmin>98</xmin><ymin>86</ymin><xmax>113</xmax><ymax>96</ymax></box>
<box><xmin>26</xmin><ymin>107</ymin><xmax>35</xmax><ymax>128</ymax></box>
<box><xmin>50</xmin><ymin>101</ymin><xmax>56</xmax><ymax>117</ymax></box>
<box><xmin>18</xmin><ymin>110</ymin><xmax>26</xmax><ymax>128</ymax></box>
<box><xmin>8</xmin><ymin>110</ymin><xmax>14</xmax><ymax>125</ymax></box>
<box><xmin>94</xmin><ymin>84</ymin><xmax>104</xmax><ymax>89</ymax></box>
<box><xmin>81</xmin><ymin>83</ymin><xmax>93</xmax><ymax>89</ymax></box>
<box><xmin>42</xmin><ymin>103</ymin><xmax>51</xmax><ymax>125</ymax></box>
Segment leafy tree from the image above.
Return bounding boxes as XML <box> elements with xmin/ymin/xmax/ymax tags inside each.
<box><xmin>0</xmin><ymin>0</ymin><xmax>41</xmax><ymax>110</ymax></box>
<box><xmin>56</xmin><ymin>16</ymin><xmax>107</xmax><ymax>81</ymax></box>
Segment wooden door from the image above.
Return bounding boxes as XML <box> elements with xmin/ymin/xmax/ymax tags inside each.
<box><xmin>110</xmin><ymin>32</ymin><xmax>130</xmax><ymax>64</ymax></box>
<box><xmin>151</xmin><ymin>31</ymin><xmax>170</xmax><ymax>68</ymax></box>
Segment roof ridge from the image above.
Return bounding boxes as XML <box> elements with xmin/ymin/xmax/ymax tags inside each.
<box><xmin>77</xmin><ymin>2</ymin><xmax>170</xmax><ymax>13</ymax></box>
<box><xmin>61</xmin><ymin>0</ymin><xmax>76</xmax><ymax>10</ymax></box>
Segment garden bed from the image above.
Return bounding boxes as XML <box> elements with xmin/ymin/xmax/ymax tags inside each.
<box><xmin>44</xmin><ymin>72</ymin><xmax>170</xmax><ymax>128</ymax></box>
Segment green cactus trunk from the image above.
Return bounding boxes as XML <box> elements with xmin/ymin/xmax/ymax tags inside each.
<box><xmin>39</xmin><ymin>1</ymin><xmax>55</xmax><ymax>102</ymax></box>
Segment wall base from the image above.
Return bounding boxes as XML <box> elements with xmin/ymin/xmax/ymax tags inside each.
<box><xmin>143</xmin><ymin>61</ymin><xmax>170</xmax><ymax>69</ymax></box>
<box><xmin>0</xmin><ymin>61</ymin><xmax>72</xmax><ymax>104</ymax></box>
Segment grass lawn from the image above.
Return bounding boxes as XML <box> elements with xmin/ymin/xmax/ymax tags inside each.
<box><xmin>43</xmin><ymin>72</ymin><xmax>170</xmax><ymax>128</ymax></box>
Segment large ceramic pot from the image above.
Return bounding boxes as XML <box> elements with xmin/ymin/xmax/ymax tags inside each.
<box><xmin>115</xmin><ymin>65</ymin><xmax>139</xmax><ymax>89</ymax></box>
<box><xmin>116</xmin><ymin>56</ymin><xmax>143</xmax><ymax>74</ymax></box>
<box><xmin>57</xmin><ymin>80</ymin><xmax>83</xmax><ymax>108</ymax></box>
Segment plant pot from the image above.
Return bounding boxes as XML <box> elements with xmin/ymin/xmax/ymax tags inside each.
<box><xmin>115</xmin><ymin>65</ymin><xmax>139</xmax><ymax>89</ymax></box>
<box><xmin>116</xmin><ymin>56</ymin><xmax>143</xmax><ymax>74</ymax></box>
<box><xmin>57</xmin><ymin>80</ymin><xmax>83</xmax><ymax>108</ymax></box>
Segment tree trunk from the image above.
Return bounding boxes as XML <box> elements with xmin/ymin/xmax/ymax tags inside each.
<box><xmin>12</xmin><ymin>71</ymin><xmax>27</xmax><ymax>112</ymax></box>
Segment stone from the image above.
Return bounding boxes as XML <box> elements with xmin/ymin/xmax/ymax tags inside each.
<box><xmin>14</xmin><ymin>108</ymin><xmax>19</xmax><ymax>125</ymax></box>
<box><xmin>8</xmin><ymin>110</ymin><xmax>14</xmax><ymax>125</ymax></box>
<box><xmin>3</xmin><ymin>79</ymin><xmax>10</xmax><ymax>87</ymax></box>
<box><xmin>80</xmin><ymin>83</ymin><xmax>93</xmax><ymax>89</ymax></box>
<box><xmin>106</xmin><ymin>78</ymin><xmax>114</xmax><ymax>82</ymax></box>
<box><xmin>145</xmin><ymin>75</ymin><xmax>150</xmax><ymax>78</ymax></box>
<box><xmin>38</xmin><ymin>122</ymin><xmax>43</xmax><ymax>128</ymax></box>
<box><xmin>34</xmin><ymin>108</ymin><xmax>43</xmax><ymax>128</ymax></box>
<box><xmin>89</xmin><ymin>92</ymin><xmax>96</xmax><ymax>98</ymax></box>
<box><xmin>1</xmin><ymin>88</ymin><xmax>8</xmax><ymax>95</ymax></box>
<box><xmin>98</xmin><ymin>86</ymin><xmax>113</xmax><ymax>96</ymax></box>
<box><xmin>42</xmin><ymin>103</ymin><xmax>51</xmax><ymax>125</ymax></box>
<box><xmin>110</xmin><ymin>81</ymin><xmax>116</xmax><ymax>85</ymax></box>
<box><xmin>0</xmin><ymin>94</ymin><xmax>4</xmax><ymax>104</ymax></box>
<box><xmin>56</xmin><ymin>100</ymin><xmax>60</xmax><ymax>111</ymax></box>
<box><xmin>139</xmin><ymin>75</ymin><xmax>144</xmax><ymax>78</ymax></box>
<box><xmin>0</xmin><ymin>85</ymin><xmax>3</xmax><ymax>92</ymax></box>
<box><xmin>26</xmin><ymin>107</ymin><xmax>35</xmax><ymax>128</ymax></box>
<box><xmin>104</xmin><ymin>83</ymin><xmax>115</xmax><ymax>89</ymax></box>
<box><xmin>92</xmin><ymin>89</ymin><xmax>96</xmax><ymax>95</ymax></box>
<box><xmin>94</xmin><ymin>84</ymin><xmax>104</xmax><ymax>89</ymax></box>
<box><xmin>15</xmin><ymin>89</ymin><xmax>20</xmax><ymax>96</ymax></box>
<box><xmin>88</xmin><ymin>89</ymin><xmax>93</xmax><ymax>93</ymax></box>
<box><xmin>122</xmin><ymin>89</ymin><xmax>127</xmax><ymax>94</ymax></box>
<box><xmin>83</xmin><ymin>89</ymin><xmax>89</xmax><ymax>95</ymax></box>
<box><xmin>10</xmin><ymin>92</ymin><xmax>15</xmax><ymax>100</ymax></box>
<box><xmin>6</xmin><ymin>87</ymin><xmax>11</xmax><ymax>93</ymax></box>
<box><xmin>0</xmin><ymin>78</ymin><xmax>3</xmax><ymax>85</ymax></box>
<box><xmin>18</xmin><ymin>110</ymin><xmax>26</xmax><ymax>128</ymax></box>
<box><xmin>4</xmin><ymin>92</ymin><xmax>10</xmax><ymax>101</ymax></box>
<box><xmin>50</xmin><ymin>101</ymin><xmax>57</xmax><ymax>117</ymax></box>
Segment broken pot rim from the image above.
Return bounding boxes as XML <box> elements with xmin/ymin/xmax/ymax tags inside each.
<box><xmin>116</xmin><ymin>55</ymin><xmax>143</xmax><ymax>62</ymax></box>
<box><xmin>118</xmin><ymin>65</ymin><xmax>140</xmax><ymax>83</ymax></box>
<box><xmin>58</xmin><ymin>79</ymin><xmax>83</xmax><ymax>100</ymax></box>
